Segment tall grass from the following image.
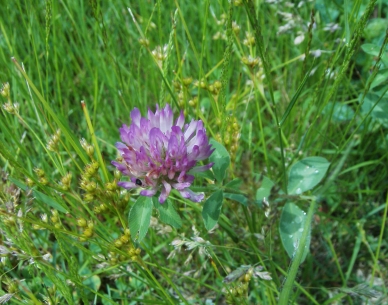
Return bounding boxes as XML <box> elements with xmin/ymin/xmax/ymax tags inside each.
<box><xmin>1</xmin><ymin>0</ymin><xmax>387</xmax><ymax>304</ymax></box>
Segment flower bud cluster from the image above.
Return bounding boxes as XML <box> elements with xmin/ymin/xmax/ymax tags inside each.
<box><xmin>241</xmin><ymin>55</ymin><xmax>261</xmax><ymax>68</ymax></box>
<box><xmin>2</xmin><ymin>102</ymin><xmax>19</xmax><ymax>114</ymax></box>
<box><xmin>77</xmin><ymin>218</ymin><xmax>95</xmax><ymax>241</ymax></box>
<box><xmin>243</xmin><ymin>32</ymin><xmax>255</xmax><ymax>46</ymax></box>
<box><xmin>193</xmin><ymin>79</ymin><xmax>222</xmax><ymax>98</ymax></box>
<box><xmin>151</xmin><ymin>44</ymin><xmax>168</xmax><ymax>68</ymax></box>
<box><xmin>215</xmin><ymin>116</ymin><xmax>240</xmax><ymax>160</ymax></box>
<box><xmin>1</xmin><ymin>83</ymin><xmax>20</xmax><ymax>115</ymax></box>
<box><xmin>34</xmin><ymin>168</ymin><xmax>49</xmax><ymax>186</ymax></box>
<box><xmin>59</xmin><ymin>172</ymin><xmax>72</xmax><ymax>191</ymax></box>
<box><xmin>80</xmin><ymin>138</ymin><xmax>95</xmax><ymax>158</ymax></box>
<box><xmin>225</xmin><ymin>267</ymin><xmax>253</xmax><ymax>304</ymax></box>
<box><xmin>50</xmin><ymin>209</ymin><xmax>61</xmax><ymax>229</ymax></box>
<box><xmin>46</xmin><ymin>130</ymin><xmax>61</xmax><ymax>152</ymax></box>
<box><xmin>109</xmin><ymin>229</ymin><xmax>141</xmax><ymax>264</ymax></box>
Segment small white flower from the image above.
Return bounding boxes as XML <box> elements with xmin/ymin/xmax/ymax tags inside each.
<box><xmin>42</xmin><ymin>253</ymin><xmax>52</xmax><ymax>261</ymax></box>
<box><xmin>323</xmin><ymin>23</ymin><xmax>341</xmax><ymax>32</ymax></box>
<box><xmin>294</xmin><ymin>32</ymin><xmax>305</xmax><ymax>45</ymax></box>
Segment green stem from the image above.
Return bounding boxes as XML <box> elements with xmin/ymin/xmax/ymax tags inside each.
<box><xmin>278</xmin><ymin>198</ymin><xmax>317</xmax><ymax>305</ymax></box>
<box><xmin>81</xmin><ymin>100</ymin><xmax>109</xmax><ymax>182</ymax></box>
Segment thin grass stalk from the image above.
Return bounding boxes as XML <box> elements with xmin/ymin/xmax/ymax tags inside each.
<box><xmin>81</xmin><ymin>100</ymin><xmax>109</xmax><ymax>182</ymax></box>
<box><xmin>12</xmin><ymin>58</ymin><xmax>89</xmax><ymax>165</ymax></box>
<box><xmin>370</xmin><ymin>191</ymin><xmax>388</xmax><ymax>285</ymax></box>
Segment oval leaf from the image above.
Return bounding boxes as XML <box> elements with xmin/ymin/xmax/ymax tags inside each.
<box><xmin>224</xmin><ymin>193</ymin><xmax>248</xmax><ymax>206</ymax></box>
<box><xmin>279</xmin><ymin>202</ymin><xmax>310</xmax><ymax>262</ymax></box>
<box><xmin>287</xmin><ymin>157</ymin><xmax>330</xmax><ymax>195</ymax></box>
<box><xmin>255</xmin><ymin>176</ymin><xmax>275</xmax><ymax>207</ymax></box>
<box><xmin>128</xmin><ymin>196</ymin><xmax>153</xmax><ymax>243</ymax></box>
<box><xmin>202</xmin><ymin>190</ymin><xmax>223</xmax><ymax>231</ymax></box>
<box><xmin>153</xmin><ymin>198</ymin><xmax>182</xmax><ymax>228</ymax></box>
<box><xmin>209</xmin><ymin>139</ymin><xmax>230</xmax><ymax>182</ymax></box>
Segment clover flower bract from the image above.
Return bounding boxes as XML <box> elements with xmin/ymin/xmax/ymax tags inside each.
<box><xmin>112</xmin><ymin>104</ymin><xmax>214</xmax><ymax>203</ymax></box>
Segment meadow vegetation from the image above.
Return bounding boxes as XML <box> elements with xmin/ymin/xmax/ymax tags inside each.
<box><xmin>0</xmin><ymin>0</ymin><xmax>388</xmax><ymax>304</ymax></box>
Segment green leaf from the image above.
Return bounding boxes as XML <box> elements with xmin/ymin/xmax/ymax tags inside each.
<box><xmin>224</xmin><ymin>193</ymin><xmax>248</xmax><ymax>206</ymax></box>
<box><xmin>33</xmin><ymin>189</ymin><xmax>68</xmax><ymax>213</ymax></box>
<box><xmin>287</xmin><ymin>157</ymin><xmax>330</xmax><ymax>195</ymax></box>
<box><xmin>202</xmin><ymin>190</ymin><xmax>223</xmax><ymax>231</ymax></box>
<box><xmin>209</xmin><ymin>139</ymin><xmax>230</xmax><ymax>182</ymax></box>
<box><xmin>83</xmin><ymin>275</ymin><xmax>101</xmax><ymax>292</ymax></box>
<box><xmin>255</xmin><ymin>176</ymin><xmax>275</xmax><ymax>206</ymax></box>
<box><xmin>128</xmin><ymin>196</ymin><xmax>153</xmax><ymax>243</ymax></box>
<box><xmin>224</xmin><ymin>178</ymin><xmax>243</xmax><ymax>189</ymax></box>
<box><xmin>323</xmin><ymin>102</ymin><xmax>355</xmax><ymax>122</ymax></box>
<box><xmin>361</xmin><ymin>92</ymin><xmax>388</xmax><ymax>128</ymax></box>
<box><xmin>370</xmin><ymin>68</ymin><xmax>388</xmax><ymax>89</ymax></box>
<box><xmin>279</xmin><ymin>202</ymin><xmax>310</xmax><ymax>262</ymax></box>
<box><xmin>361</xmin><ymin>43</ymin><xmax>388</xmax><ymax>66</ymax></box>
<box><xmin>153</xmin><ymin>198</ymin><xmax>182</xmax><ymax>229</ymax></box>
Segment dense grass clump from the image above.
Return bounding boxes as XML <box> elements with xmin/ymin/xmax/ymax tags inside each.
<box><xmin>0</xmin><ymin>0</ymin><xmax>388</xmax><ymax>304</ymax></box>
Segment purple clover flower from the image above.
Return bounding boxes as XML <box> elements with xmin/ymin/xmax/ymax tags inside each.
<box><xmin>112</xmin><ymin>104</ymin><xmax>214</xmax><ymax>203</ymax></box>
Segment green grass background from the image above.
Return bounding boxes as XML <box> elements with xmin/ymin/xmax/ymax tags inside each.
<box><xmin>0</xmin><ymin>0</ymin><xmax>388</xmax><ymax>304</ymax></box>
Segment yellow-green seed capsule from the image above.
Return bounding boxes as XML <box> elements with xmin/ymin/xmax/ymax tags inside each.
<box><xmin>135</xmin><ymin>248</ymin><xmax>141</xmax><ymax>255</ymax></box>
<box><xmin>124</xmin><ymin>228</ymin><xmax>130</xmax><ymax>236</ymax></box>
<box><xmin>83</xmin><ymin>228</ymin><xmax>93</xmax><ymax>238</ymax></box>
<box><xmin>1</xmin><ymin>82</ymin><xmax>10</xmax><ymax>98</ymax></box>
<box><xmin>214</xmin><ymin>80</ymin><xmax>222</xmax><ymax>90</ymax></box>
<box><xmin>61</xmin><ymin>173</ymin><xmax>72</xmax><ymax>186</ymax></box>
<box><xmin>26</xmin><ymin>178</ymin><xmax>34</xmax><ymax>187</ymax></box>
<box><xmin>182</xmin><ymin>77</ymin><xmax>193</xmax><ymax>86</ymax></box>
<box><xmin>87</xmin><ymin>221</ymin><xmax>94</xmax><ymax>229</ymax></box>
<box><xmin>172</xmin><ymin>80</ymin><xmax>181</xmax><ymax>91</ymax></box>
<box><xmin>236</xmin><ymin>286</ymin><xmax>244</xmax><ymax>295</ymax></box>
<box><xmin>120</xmin><ymin>234</ymin><xmax>129</xmax><ymax>244</ymax></box>
<box><xmin>50</xmin><ymin>216</ymin><xmax>58</xmax><ymax>223</ymax></box>
<box><xmin>77</xmin><ymin>218</ymin><xmax>87</xmax><ymax>227</ymax></box>
<box><xmin>32</xmin><ymin>224</ymin><xmax>42</xmax><ymax>230</ymax></box>
<box><xmin>188</xmin><ymin>99</ymin><xmax>196</xmax><ymax>107</ymax></box>
<box><xmin>7</xmin><ymin>281</ymin><xmax>18</xmax><ymax>294</ymax></box>
<box><xmin>83</xmin><ymin>193</ymin><xmax>94</xmax><ymax>202</ymax></box>
<box><xmin>114</xmin><ymin>239</ymin><xmax>123</xmax><ymax>248</ymax></box>
<box><xmin>114</xmin><ymin>170</ymin><xmax>121</xmax><ymax>179</ymax></box>
<box><xmin>138</xmin><ymin>38</ymin><xmax>149</xmax><ymax>47</ymax></box>
<box><xmin>34</xmin><ymin>168</ymin><xmax>45</xmax><ymax>177</ymax></box>
<box><xmin>39</xmin><ymin>177</ymin><xmax>48</xmax><ymax>185</ymax></box>
<box><xmin>85</xmin><ymin>181</ymin><xmax>97</xmax><ymax>192</ymax></box>
<box><xmin>86</xmin><ymin>145</ymin><xmax>94</xmax><ymax>157</ymax></box>
<box><xmin>54</xmin><ymin>223</ymin><xmax>61</xmax><ymax>229</ymax></box>
<box><xmin>99</xmin><ymin>204</ymin><xmax>107</xmax><ymax>212</ymax></box>
<box><xmin>93</xmin><ymin>206</ymin><xmax>101</xmax><ymax>214</ymax></box>
<box><xmin>91</xmin><ymin>161</ymin><xmax>99</xmax><ymax>170</ymax></box>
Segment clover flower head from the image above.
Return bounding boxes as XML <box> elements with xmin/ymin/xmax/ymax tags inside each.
<box><xmin>112</xmin><ymin>104</ymin><xmax>214</xmax><ymax>203</ymax></box>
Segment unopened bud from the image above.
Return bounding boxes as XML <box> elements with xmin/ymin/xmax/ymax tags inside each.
<box><xmin>182</xmin><ymin>77</ymin><xmax>193</xmax><ymax>86</ymax></box>
<box><xmin>1</xmin><ymin>82</ymin><xmax>10</xmax><ymax>98</ymax></box>
<box><xmin>77</xmin><ymin>218</ymin><xmax>87</xmax><ymax>227</ymax></box>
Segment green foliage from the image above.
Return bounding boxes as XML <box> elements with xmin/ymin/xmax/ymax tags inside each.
<box><xmin>0</xmin><ymin>0</ymin><xmax>388</xmax><ymax>304</ymax></box>
<box><xmin>279</xmin><ymin>202</ymin><xmax>311</xmax><ymax>263</ymax></box>
<box><xmin>128</xmin><ymin>196</ymin><xmax>153</xmax><ymax>243</ymax></box>
<box><xmin>202</xmin><ymin>189</ymin><xmax>224</xmax><ymax>231</ymax></box>
<box><xmin>209</xmin><ymin>139</ymin><xmax>231</xmax><ymax>182</ymax></box>
<box><xmin>153</xmin><ymin>198</ymin><xmax>182</xmax><ymax>229</ymax></box>
<box><xmin>287</xmin><ymin>157</ymin><xmax>331</xmax><ymax>195</ymax></box>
